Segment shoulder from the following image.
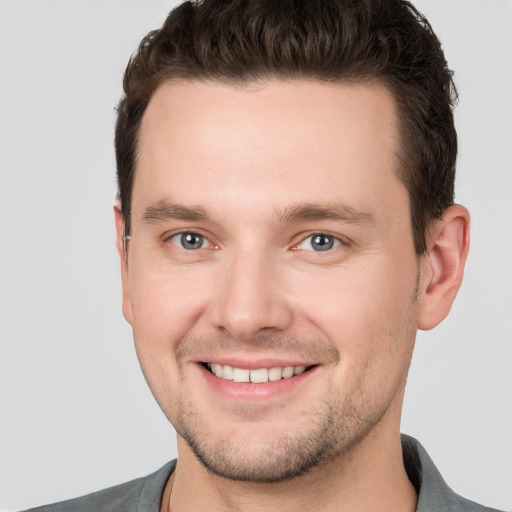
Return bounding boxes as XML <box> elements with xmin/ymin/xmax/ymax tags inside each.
<box><xmin>401</xmin><ymin>435</ymin><xmax>505</xmax><ymax>512</ymax></box>
<box><xmin>22</xmin><ymin>460</ymin><xmax>176</xmax><ymax>512</ymax></box>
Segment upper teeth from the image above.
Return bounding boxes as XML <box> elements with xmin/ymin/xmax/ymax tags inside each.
<box><xmin>207</xmin><ymin>363</ymin><xmax>307</xmax><ymax>383</ymax></box>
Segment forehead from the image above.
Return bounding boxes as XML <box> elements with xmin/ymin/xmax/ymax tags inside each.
<box><xmin>134</xmin><ymin>79</ymin><xmax>405</xmax><ymax>226</ymax></box>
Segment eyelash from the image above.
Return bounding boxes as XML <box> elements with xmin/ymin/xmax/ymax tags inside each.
<box><xmin>292</xmin><ymin>233</ymin><xmax>344</xmax><ymax>252</ymax></box>
<box><xmin>164</xmin><ymin>231</ymin><xmax>346</xmax><ymax>253</ymax></box>
<box><xmin>165</xmin><ymin>231</ymin><xmax>218</xmax><ymax>251</ymax></box>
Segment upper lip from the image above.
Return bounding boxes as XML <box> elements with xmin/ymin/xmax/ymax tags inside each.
<box><xmin>195</xmin><ymin>357</ymin><xmax>316</xmax><ymax>370</ymax></box>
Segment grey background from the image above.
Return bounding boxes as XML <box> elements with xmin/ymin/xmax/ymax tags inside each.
<box><xmin>0</xmin><ymin>1</ymin><xmax>511</xmax><ymax>510</ymax></box>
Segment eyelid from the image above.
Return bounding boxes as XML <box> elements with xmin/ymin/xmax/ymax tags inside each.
<box><xmin>163</xmin><ymin>229</ymin><xmax>219</xmax><ymax>250</ymax></box>
<box><xmin>160</xmin><ymin>229</ymin><xmax>347</xmax><ymax>252</ymax></box>
<box><xmin>291</xmin><ymin>232</ymin><xmax>347</xmax><ymax>252</ymax></box>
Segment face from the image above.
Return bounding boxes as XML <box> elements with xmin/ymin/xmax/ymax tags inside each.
<box><xmin>118</xmin><ymin>80</ymin><xmax>422</xmax><ymax>482</ymax></box>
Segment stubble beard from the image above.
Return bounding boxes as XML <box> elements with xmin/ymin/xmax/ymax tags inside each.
<box><xmin>164</xmin><ymin>273</ymin><xmax>420</xmax><ymax>484</ymax></box>
<box><xmin>171</xmin><ymin>364</ymin><xmax>399</xmax><ymax>484</ymax></box>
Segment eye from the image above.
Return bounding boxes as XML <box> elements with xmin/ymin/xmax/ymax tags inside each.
<box><xmin>168</xmin><ymin>232</ymin><xmax>211</xmax><ymax>250</ymax></box>
<box><xmin>296</xmin><ymin>233</ymin><xmax>342</xmax><ymax>252</ymax></box>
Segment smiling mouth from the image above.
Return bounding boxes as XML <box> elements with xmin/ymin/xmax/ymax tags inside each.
<box><xmin>202</xmin><ymin>362</ymin><xmax>315</xmax><ymax>383</ymax></box>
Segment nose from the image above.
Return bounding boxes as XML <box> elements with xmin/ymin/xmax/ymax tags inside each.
<box><xmin>209</xmin><ymin>250</ymin><xmax>294</xmax><ymax>340</ymax></box>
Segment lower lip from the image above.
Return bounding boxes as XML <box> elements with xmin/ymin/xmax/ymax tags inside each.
<box><xmin>197</xmin><ymin>363</ymin><xmax>317</xmax><ymax>400</ymax></box>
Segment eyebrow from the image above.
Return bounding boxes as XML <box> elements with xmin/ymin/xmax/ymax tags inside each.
<box><xmin>142</xmin><ymin>199</ymin><xmax>374</xmax><ymax>226</ymax></box>
<box><xmin>275</xmin><ymin>202</ymin><xmax>375</xmax><ymax>225</ymax></box>
<box><xmin>143</xmin><ymin>200</ymin><xmax>209</xmax><ymax>223</ymax></box>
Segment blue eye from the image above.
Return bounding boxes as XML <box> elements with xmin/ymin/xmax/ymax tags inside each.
<box><xmin>169</xmin><ymin>232</ymin><xmax>209</xmax><ymax>250</ymax></box>
<box><xmin>297</xmin><ymin>234</ymin><xmax>342</xmax><ymax>252</ymax></box>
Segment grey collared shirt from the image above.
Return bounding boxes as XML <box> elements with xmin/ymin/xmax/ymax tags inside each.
<box><xmin>401</xmin><ymin>435</ymin><xmax>504</xmax><ymax>512</ymax></box>
<box><xmin>25</xmin><ymin>435</ymin><xmax>505</xmax><ymax>512</ymax></box>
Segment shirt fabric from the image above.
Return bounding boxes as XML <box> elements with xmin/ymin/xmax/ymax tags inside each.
<box><xmin>24</xmin><ymin>435</ymin><xmax>505</xmax><ymax>512</ymax></box>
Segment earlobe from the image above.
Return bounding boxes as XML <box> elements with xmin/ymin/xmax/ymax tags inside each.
<box><xmin>418</xmin><ymin>205</ymin><xmax>470</xmax><ymax>331</ymax></box>
<box><xmin>113</xmin><ymin>203</ymin><xmax>134</xmax><ymax>325</ymax></box>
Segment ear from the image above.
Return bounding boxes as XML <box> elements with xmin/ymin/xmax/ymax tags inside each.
<box><xmin>114</xmin><ymin>202</ymin><xmax>134</xmax><ymax>325</ymax></box>
<box><xmin>418</xmin><ymin>204</ymin><xmax>470</xmax><ymax>331</ymax></box>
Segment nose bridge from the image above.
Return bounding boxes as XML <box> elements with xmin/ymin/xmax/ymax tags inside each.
<box><xmin>213</xmin><ymin>244</ymin><xmax>293</xmax><ymax>339</ymax></box>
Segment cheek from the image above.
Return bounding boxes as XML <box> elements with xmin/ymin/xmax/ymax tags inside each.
<box><xmin>129</xmin><ymin>255</ymin><xmax>211</xmax><ymax>325</ymax></box>
<box><xmin>297</xmin><ymin>260</ymin><xmax>418</xmax><ymax>405</ymax></box>
<box><xmin>127</xmin><ymin>265</ymin><xmax>211</xmax><ymax>413</ymax></box>
<box><xmin>292</xmin><ymin>257</ymin><xmax>418</xmax><ymax>353</ymax></box>
<box><xmin>127</xmin><ymin>265</ymin><xmax>213</xmax><ymax>375</ymax></box>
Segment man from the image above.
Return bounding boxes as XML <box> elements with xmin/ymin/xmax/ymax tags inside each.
<box><xmin>24</xmin><ymin>0</ymin><xmax>505</xmax><ymax>511</ymax></box>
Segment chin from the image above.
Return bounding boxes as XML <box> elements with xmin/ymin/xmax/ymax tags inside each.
<box><xmin>173</xmin><ymin>399</ymin><xmax>385</xmax><ymax>483</ymax></box>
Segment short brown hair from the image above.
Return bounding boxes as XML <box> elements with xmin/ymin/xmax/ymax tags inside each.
<box><xmin>115</xmin><ymin>0</ymin><xmax>458</xmax><ymax>255</ymax></box>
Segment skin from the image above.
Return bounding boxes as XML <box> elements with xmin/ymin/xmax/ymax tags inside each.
<box><xmin>115</xmin><ymin>79</ymin><xmax>469</xmax><ymax>512</ymax></box>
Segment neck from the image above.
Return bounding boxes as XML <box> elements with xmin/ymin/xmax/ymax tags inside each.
<box><xmin>167</xmin><ymin>423</ymin><xmax>417</xmax><ymax>512</ymax></box>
